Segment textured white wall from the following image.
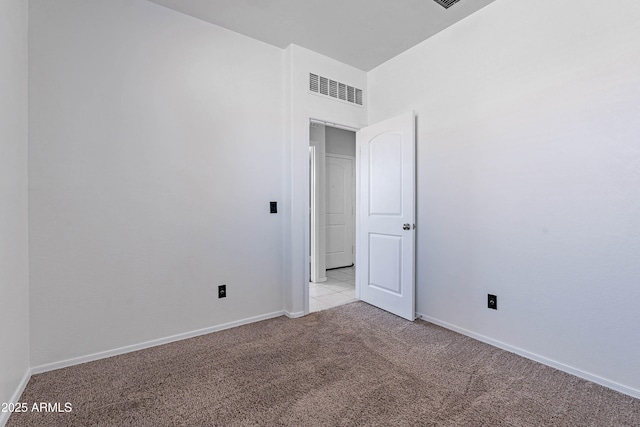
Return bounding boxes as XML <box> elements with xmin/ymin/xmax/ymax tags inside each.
<box><xmin>368</xmin><ymin>0</ymin><xmax>640</xmax><ymax>394</ymax></box>
<box><xmin>29</xmin><ymin>0</ymin><xmax>286</xmax><ymax>367</ymax></box>
<box><xmin>0</xmin><ymin>0</ymin><xmax>29</xmax><ymax>414</ymax></box>
<box><xmin>326</xmin><ymin>127</ymin><xmax>356</xmax><ymax>158</ymax></box>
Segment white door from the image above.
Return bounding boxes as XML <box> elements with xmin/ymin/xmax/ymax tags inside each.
<box><xmin>357</xmin><ymin>112</ymin><xmax>415</xmax><ymax>321</ymax></box>
<box><xmin>326</xmin><ymin>155</ymin><xmax>354</xmax><ymax>269</ymax></box>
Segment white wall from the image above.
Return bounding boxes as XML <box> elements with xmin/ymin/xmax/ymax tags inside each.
<box><xmin>326</xmin><ymin>127</ymin><xmax>356</xmax><ymax>157</ymax></box>
<box><xmin>284</xmin><ymin>45</ymin><xmax>366</xmax><ymax>315</ymax></box>
<box><xmin>29</xmin><ymin>0</ymin><xmax>286</xmax><ymax>367</ymax></box>
<box><xmin>0</xmin><ymin>0</ymin><xmax>29</xmax><ymax>417</ymax></box>
<box><xmin>368</xmin><ymin>0</ymin><xmax>640</xmax><ymax>395</ymax></box>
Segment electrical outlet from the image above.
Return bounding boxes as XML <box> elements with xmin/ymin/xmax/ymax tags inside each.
<box><xmin>218</xmin><ymin>285</ymin><xmax>226</xmax><ymax>299</ymax></box>
<box><xmin>488</xmin><ymin>294</ymin><xmax>497</xmax><ymax>310</ymax></box>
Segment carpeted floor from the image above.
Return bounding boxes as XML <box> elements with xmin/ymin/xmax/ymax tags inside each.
<box><xmin>8</xmin><ymin>302</ymin><xmax>640</xmax><ymax>426</ymax></box>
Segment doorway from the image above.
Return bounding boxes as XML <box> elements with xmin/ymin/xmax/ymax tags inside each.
<box><xmin>309</xmin><ymin>121</ymin><xmax>357</xmax><ymax>312</ymax></box>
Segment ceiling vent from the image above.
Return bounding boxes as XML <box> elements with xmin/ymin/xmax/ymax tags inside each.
<box><xmin>434</xmin><ymin>0</ymin><xmax>462</xmax><ymax>9</ymax></box>
<box><xmin>309</xmin><ymin>73</ymin><xmax>363</xmax><ymax>106</ymax></box>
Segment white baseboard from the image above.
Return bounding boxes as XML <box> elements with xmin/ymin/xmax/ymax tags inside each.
<box><xmin>285</xmin><ymin>310</ymin><xmax>306</xmax><ymax>319</ymax></box>
<box><xmin>0</xmin><ymin>369</ymin><xmax>31</xmax><ymax>427</ymax></box>
<box><xmin>31</xmin><ymin>310</ymin><xmax>286</xmax><ymax>375</ymax></box>
<box><xmin>416</xmin><ymin>312</ymin><xmax>640</xmax><ymax>400</ymax></box>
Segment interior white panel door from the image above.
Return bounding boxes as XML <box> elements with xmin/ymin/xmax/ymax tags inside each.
<box><xmin>357</xmin><ymin>112</ymin><xmax>415</xmax><ymax>321</ymax></box>
<box><xmin>326</xmin><ymin>155</ymin><xmax>354</xmax><ymax>269</ymax></box>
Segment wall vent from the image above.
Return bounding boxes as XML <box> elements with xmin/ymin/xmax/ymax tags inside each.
<box><xmin>434</xmin><ymin>0</ymin><xmax>461</xmax><ymax>9</ymax></box>
<box><xmin>309</xmin><ymin>73</ymin><xmax>363</xmax><ymax>106</ymax></box>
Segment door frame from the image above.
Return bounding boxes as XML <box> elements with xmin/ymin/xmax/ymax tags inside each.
<box><xmin>309</xmin><ymin>145</ymin><xmax>319</xmax><ymax>283</ymax></box>
<box><xmin>304</xmin><ymin>117</ymin><xmax>361</xmax><ymax>314</ymax></box>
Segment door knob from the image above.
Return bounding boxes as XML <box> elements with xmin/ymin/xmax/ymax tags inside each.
<box><xmin>403</xmin><ymin>223</ymin><xmax>410</xmax><ymax>230</ymax></box>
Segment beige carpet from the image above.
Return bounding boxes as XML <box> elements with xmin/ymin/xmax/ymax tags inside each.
<box><xmin>8</xmin><ymin>302</ymin><xmax>640</xmax><ymax>426</ymax></box>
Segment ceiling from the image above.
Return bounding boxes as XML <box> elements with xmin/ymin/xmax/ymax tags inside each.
<box><xmin>146</xmin><ymin>0</ymin><xmax>496</xmax><ymax>71</ymax></box>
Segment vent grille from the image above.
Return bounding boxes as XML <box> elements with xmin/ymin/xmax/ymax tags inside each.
<box><xmin>310</xmin><ymin>74</ymin><xmax>319</xmax><ymax>92</ymax></box>
<box><xmin>309</xmin><ymin>73</ymin><xmax>363</xmax><ymax>106</ymax></box>
<box><xmin>434</xmin><ymin>0</ymin><xmax>461</xmax><ymax>9</ymax></box>
<box><xmin>319</xmin><ymin>76</ymin><xmax>328</xmax><ymax>95</ymax></box>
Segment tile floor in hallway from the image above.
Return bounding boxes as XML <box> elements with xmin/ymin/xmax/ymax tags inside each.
<box><xmin>309</xmin><ymin>265</ymin><xmax>356</xmax><ymax>313</ymax></box>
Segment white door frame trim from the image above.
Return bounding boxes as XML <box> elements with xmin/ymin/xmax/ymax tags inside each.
<box><xmin>325</xmin><ymin>153</ymin><xmax>355</xmax><ymax>160</ymax></box>
<box><xmin>309</xmin><ymin>145</ymin><xmax>318</xmax><ymax>283</ymax></box>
